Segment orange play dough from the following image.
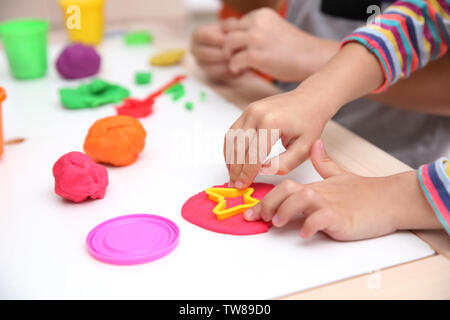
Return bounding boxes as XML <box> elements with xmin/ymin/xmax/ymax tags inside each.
<box><xmin>83</xmin><ymin>115</ymin><xmax>146</xmax><ymax>166</ymax></box>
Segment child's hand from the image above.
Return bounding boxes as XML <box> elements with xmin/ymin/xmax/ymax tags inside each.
<box><xmin>244</xmin><ymin>140</ymin><xmax>441</xmax><ymax>241</ymax></box>
<box><xmin>191</xmin><ymin>23</ymin><xmax>237</xmax><ymax>81</ymax></box>
<box><xmin>222</xmin><ymin>8</ymin><xmax>339</xmax><ymax>81</ymax></box>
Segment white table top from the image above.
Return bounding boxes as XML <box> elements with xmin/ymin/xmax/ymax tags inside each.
<box><xmin>0</xmin><ymin>37</ymin><xmax>434</xmax><ymax>299</ymax></box>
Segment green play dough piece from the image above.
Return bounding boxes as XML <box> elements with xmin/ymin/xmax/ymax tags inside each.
<box><xmin>200</xmin><ymin>91</ymin><xmax>206</xmax><ymax>102</ymax></box>
<box><xmin>135</xmin><ymin>72</ymin><xmax>152</xmax><ymax>85</ymax></box>
<box><xmin>164</xmin><ymin>83</ymin><xmax>185</xmax><ymax>101</ymax></box>
<box><xmin>124</xmin><ymin>31</ymin><xmax>154</xmax><ymax>45</ymax></box>
<box><xmin>185</xmin><ymin>101</ymin><xmax>194</xmax><ymax>110</ymax></box>
<box><xmin>59</xmin><ymin>78</ymin><xmax>130</xmax><ymax>109</ymax></box>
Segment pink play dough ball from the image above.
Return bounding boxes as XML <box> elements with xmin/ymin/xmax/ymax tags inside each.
<box><xmin>52</xmin><ymin>151</ymin><xmax>109</xmax><ymax>203</ymax></box>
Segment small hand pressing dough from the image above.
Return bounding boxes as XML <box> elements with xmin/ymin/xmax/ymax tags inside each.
<box><xmin>59</xmin><ymin>78</ymin><xmax>130</xmax><ymax>110</ymax></box>
<box><xmin>53</xmin><ymin>151</ymin><xmax>109</xmax><ymax>203</ymax></box>
<box><xmin>181</xmin><ymin>182</ymin><xmax>274</xmax><ymax>235</ymax></box>
<box><xmin>116</xmin><ymin>97</ymin><xmax>154</xmax><ymax>118</ymax></box>
<box><xmin>84</xmin><ymin>115</ymin><xmax>146</xmax><ymax>166</ymax></box>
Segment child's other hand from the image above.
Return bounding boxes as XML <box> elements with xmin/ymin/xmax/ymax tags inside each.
<box><xmin>244</xmin><ymin>140</ymin><xmax>441</xmax><ymax>241</ymax></box>
<box><xmin>222</xmin><ymin>8</ymin><xmax>339</xmax><ymax>82</ymax></box>
<box><xmin>191</xmin><ymin>23</ymin><xmax>238</xmax><ymax>81</ymax></box>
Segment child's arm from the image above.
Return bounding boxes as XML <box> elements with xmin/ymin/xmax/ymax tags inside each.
<box><xmin>417</xmin><ymin>158</ymin><xmax>450</xmax><ymax>235</ymax></box>
<box><xmin>243</xmin><ymin>140</ymin><xmax>448</xmax><ymax>240</ymax></box>
<box><xmin>342</xmin><ymin>0</ymin><xmax>450</xmax><ymax>114</ymax></box>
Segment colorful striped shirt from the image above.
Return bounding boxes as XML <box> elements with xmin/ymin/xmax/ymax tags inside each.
<box><xmin>418</xmin><ymin>158</ymin><xmax>450</xmax><ymax>234</ymax></box>
<box><xmin>342</xmin><ymin>0</ymin><xmax>450</xmax><ymax>92</ymax></box>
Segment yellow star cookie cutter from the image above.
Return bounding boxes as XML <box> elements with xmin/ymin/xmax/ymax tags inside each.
<box><xmin>150</xmin><ymin>49</ymin><xmax>186</xmax><ymax>66</ymax></box>
<box><xmin>204</xmin><ymin>187</ymin><xmax>259</xmax><ymax>220</ymax></box>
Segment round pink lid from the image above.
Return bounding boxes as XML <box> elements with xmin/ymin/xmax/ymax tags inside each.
<box><xmin>86</xmin><ymin>214</ymin><xmax>180</xmax><ymax>265</ymax></box>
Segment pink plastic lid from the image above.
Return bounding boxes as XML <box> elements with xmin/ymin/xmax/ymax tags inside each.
<box><xmin>86</xmin><ymin>214</ymin><xmax>180</xmax><ymax>265</ymax></box>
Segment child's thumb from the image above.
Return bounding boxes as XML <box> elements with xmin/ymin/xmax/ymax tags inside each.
<box><xmin>310</xmin><ymin>140</ymin><xmax>345</xmax><ymax>179</ymax></box>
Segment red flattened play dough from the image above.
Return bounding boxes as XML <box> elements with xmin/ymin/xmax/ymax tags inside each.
<box><xmin>83</xmin><ymin>115</ymin><xmax>146</xmax><ymax>166</ymax></box>
<box><xmin>52</xmin><ymin>151</ymin><xmax>109</xmax><ymax>203</ymax></box>
<box><xmin>181</xmin><ymin>182</ymin><xmax>274</xmax><ymax>235</ymax></box>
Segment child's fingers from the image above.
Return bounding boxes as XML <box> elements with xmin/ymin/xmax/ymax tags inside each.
<box><xmin>222</xmin><ymin>17</ymin><xmax>249</xmax><ymax>33</ymax></box>
<box><xmin>236</xmin><ymin>165</ymin><xmax>260</xmax><ymax>189</ymax></box>
<box><xmin>225</xmin><ymin>120</ymin><xmax>275</xmax><ymax>189</ymax></box>
<box><xmin>272</xmin><ymin>187</ymin><xmax>326</xmax><ymax>227</ymax></box>
<box><xmin>234</xmin><ymin>160</ymin><xmax>260</xmax><ymax>190</ymax></box>
<box><xmin>299</xmin><ymin>208</ymin><xmax>335</xmax><ymax>239</ymax></box>
<box><xmin>223</xmin><ymin>31</ymin><xmax>249</xmax><ymax>58</ymax></box>
<box><xmin>273</xmin><ymin>138</ymin><xmax>311</xmax><ymax>175</ymax></box>
<box><xmin>235</xmin><ymin>123</ymin><xmax>274</xmax><ymax>189</ymax></box>
<box><xmin>234</xmin><ymin>122</ymin><xmax>278</xmax><ymax>190</ymax></box>
<box><xmin>192</xmin><ymin>45</ymin><xmax>228</xmax><ymax>63</ymax></box>
<box><xmin>228</xmin><ymin>50</ymin><xmax>248</xmax><ymax>74</ymax></box>
<box><xmin>256</xmin><ymin>125</ymin><xmax>277</xmax><ymax>174</ymax></box>
<box><xmin>244</xmin><ymin>184</ymin><xmax>288</xmax><ymax>222</ymax></box>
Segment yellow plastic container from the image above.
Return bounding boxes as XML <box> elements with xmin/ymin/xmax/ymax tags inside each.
<box><xmin>58</xmin><ymin>0</ymin><xmax>105</xmax><ymax>45</ymax></box>
<box><xmin>0</xmin><ymin>87</ymin><xmax>6</xmax><ymax>158</ymax></box>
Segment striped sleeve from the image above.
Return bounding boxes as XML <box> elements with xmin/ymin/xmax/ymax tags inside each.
<box><xmin>418</xmin><ymin>158</ymin><xmax>450</xmax><ymax>235</ymax></box>
<box><xmin>341</xmin><ymin>0</ymin><xmax>450</xmax><ymax>93</ymax></box>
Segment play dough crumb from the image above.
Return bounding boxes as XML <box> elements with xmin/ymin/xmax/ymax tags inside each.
<box><xmin>56</xmin><ymin>43</ymin><xmax>101</xmax><ymax>79</ymax></box>
<box><xmin>150</xmin><ymin>49</ymin><xmax>185</xmax><ymax>66</ymax></box>
<box><xmin>116</xmin><ymin>75</ymin><xmax>186</xmax><ymax>118</ymax></box>
<box><xmin>124</xmin><ymin>31</ymin><xmax>153</xmax><ymax>45</ymax></box>
<box><xmin>59</xmin><ymin>78</ymin><xmax>129</xmax><ymax>109</ymax></box>
<box><xmin>185</xmin><ymin>101</ymin><xmax>193</xmax><ymax>110</ymax></box>
<box><xmin>205</xmin><ymin>187</ymin><xmax>259</xmax><ymax>220</ymax></box>
<box><xmin>89</xmin><ymin>78</ymin><xmax>109</xmax><ymax>93</ymax></box>
<box><xmin>86</xmin><ymin>214</ymin><xmax>179</xmax><ymax>265</ymax></box>
<box><xmin>135</xmin><ymin>72</ymin><xmax>152</xmax><ymax>85</ymax></box>
<box><xmin>83</xmin><ymin>115</ymin><xmax>146</xmax><ymax>166</ymax></box>
<box><xmin>52</xmin><ymin>151</ymin><xmax>108</xmax><ymax>203</ymax></box>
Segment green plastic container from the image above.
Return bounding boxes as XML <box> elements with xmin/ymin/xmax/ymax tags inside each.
<box><xmin>0</xmin><ymin>19</ymin><xmax>49</xmax><ymax>80</ymax></box>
